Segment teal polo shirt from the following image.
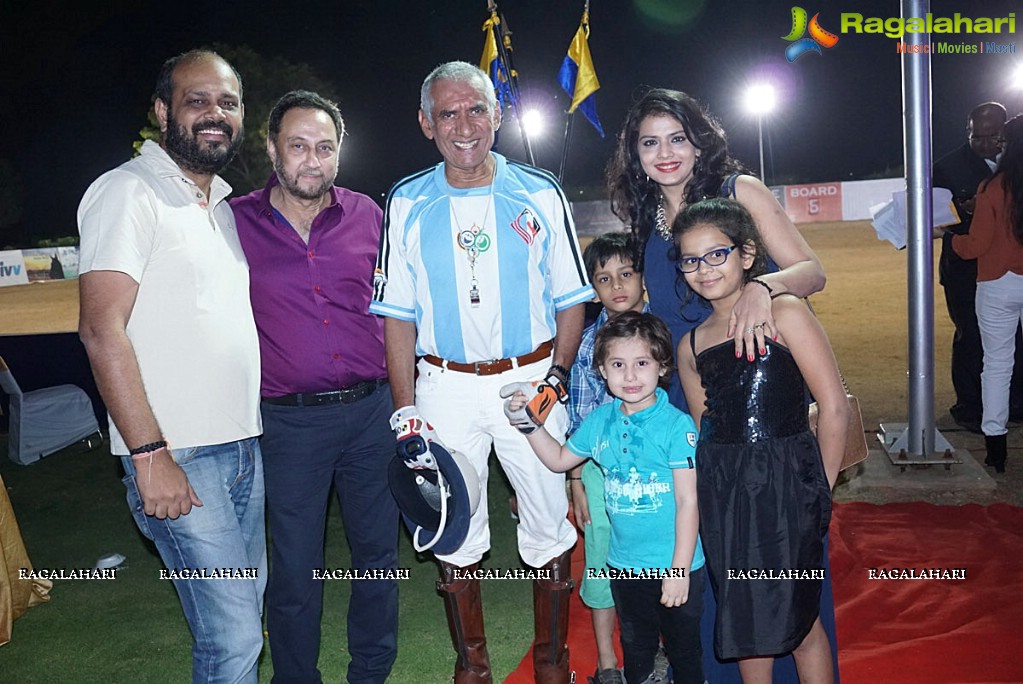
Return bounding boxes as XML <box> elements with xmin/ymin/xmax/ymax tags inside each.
<box><xmin>567</xmin><ymin>388</ymin><xmax>705</xmax><ymax>574</ymax></box>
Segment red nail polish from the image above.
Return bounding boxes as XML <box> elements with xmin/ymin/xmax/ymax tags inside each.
<box><xmin>747</xmin><ymin>353</ymin><xmax>754</xmax><ymax>362</ymax></box>
<box><xmin>735</xmin><ymin>349</ymin><xmax>741</xmax><ymax>358</ymax></box>
<box><xmin>760</xmin><ymin>347</ymin><xmax>766</xmax><ymax>355</ymax></box>
<box><xmin>773</xmin><ymin>335</ymin><xmax>778</xmax><ymax>341</ymax></box>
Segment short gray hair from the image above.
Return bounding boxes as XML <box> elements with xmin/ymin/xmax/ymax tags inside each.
<box><xmin>419</xmin><ymin>61</ymin><xmax>497</xmax><ymax>122</ymax></box>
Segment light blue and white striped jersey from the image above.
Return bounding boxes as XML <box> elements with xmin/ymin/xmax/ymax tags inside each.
<box><xmin>371</xmin><ymin>153</ymin><xmax>593</xmax><ymax>363</ymax></box>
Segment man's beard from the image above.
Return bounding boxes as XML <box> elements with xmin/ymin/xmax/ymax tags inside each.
<box><xmin>274</xmin><ymin>153</ymin><xmax>334</xmax><ymax>200</ymax></box>
<box><xmin>164</xmin><ymin>110</ymin><xmax>243</xmax><ymax>175</ymax></box>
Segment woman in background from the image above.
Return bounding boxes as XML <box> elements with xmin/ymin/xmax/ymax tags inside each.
<box><xmin>951</xmin><ymin>114</ymin><xmax>1023</xmax><ymax>474</ymax></box>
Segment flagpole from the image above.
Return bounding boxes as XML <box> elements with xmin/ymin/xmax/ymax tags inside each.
<box><xmin>488</xmin><ymin>1</ymin><xmax>535</xmax><ymax>166</ymax></box>
<box><xmin>558</xmin><ymin>111</ymin><xmax>574</xmax><ymax>184</ymax></box>
<box><xmin>557</xmin><ymin>1</ymin><xmax>601</xmax><ymax>183</ymax></box>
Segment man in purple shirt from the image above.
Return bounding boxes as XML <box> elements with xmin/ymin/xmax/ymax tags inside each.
<box><xmin>231</xmin><ymin>90</ymin><xmax>398</xmax><ymax>684</ymax></box>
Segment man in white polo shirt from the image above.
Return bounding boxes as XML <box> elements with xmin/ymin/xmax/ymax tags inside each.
<box><xmin>371</xmin><ymin>61</ymin><xmax>592</xmax><ymax>684</ymax></box>
<box><xmin>77</xmin><ymin>49</ymin><xmax>264</xmax><ymax>683</ymax></box>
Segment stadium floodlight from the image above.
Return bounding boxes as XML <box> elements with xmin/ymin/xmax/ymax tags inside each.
<box><xmin>522</xmin><ymin>108</ymin><xmax>544</xmax><ymax>140</ymax></box>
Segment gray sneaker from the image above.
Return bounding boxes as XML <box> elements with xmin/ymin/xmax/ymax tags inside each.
<box><xmin>590</xmin><ymin>668</ymin><xmax>624</xmax><ymax>684</ymax></box>
<box><xmin>651</xmin><ymin>646</ymin><xmax>670</xmax><ymax>681</ymax></box>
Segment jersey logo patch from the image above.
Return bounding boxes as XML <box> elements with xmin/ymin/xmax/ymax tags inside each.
<box><xmin>686</xmin><ymin>432</ymin><xmax>697</xmax><ymax>448</ymax></box>
<box><xmin>510</xmin><ymin>207</ymin><xmax>542</xmax><ymax>245</ymax></box>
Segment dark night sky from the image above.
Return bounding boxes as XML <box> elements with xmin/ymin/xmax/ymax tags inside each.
<box><xmin>1</xmin><ymin>0</ymin><xmax>1021</xmax><ymax>245</ymax></box>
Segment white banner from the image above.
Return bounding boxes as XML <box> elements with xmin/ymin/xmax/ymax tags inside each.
<box><xmin>0</xmin><ymin>250</ymin><xmax>29</xmax><ymax>287</ymax></box>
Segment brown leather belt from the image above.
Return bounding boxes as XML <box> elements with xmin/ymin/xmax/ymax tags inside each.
<box><xmin>422</xmin><ymin>340</ymin><xmax>553</xmax><ymax>376</ymax></box>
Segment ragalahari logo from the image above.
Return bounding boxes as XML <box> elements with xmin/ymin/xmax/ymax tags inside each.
<box><xmin>783</xmin><ymin>7</ymin><xmax>839</xmax><ymax>61</ymax></box>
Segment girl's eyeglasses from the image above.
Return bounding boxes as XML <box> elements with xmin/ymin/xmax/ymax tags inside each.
<box><xmin>676</xmin><ymin>245</ymin><xmax>737</xmax><ymax>274</ymax></box>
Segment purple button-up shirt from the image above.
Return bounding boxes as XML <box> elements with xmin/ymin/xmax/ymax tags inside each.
<box><xmin>231</xmin><ymin>175</ymin><xmax>386</xmax><ymax>397</ymax></box>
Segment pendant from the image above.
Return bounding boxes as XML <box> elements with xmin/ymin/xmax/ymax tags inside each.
<box><xmin>469</xmin><ymin>285</ymin><xmax>481</xmax><ymax>307</ymax></box>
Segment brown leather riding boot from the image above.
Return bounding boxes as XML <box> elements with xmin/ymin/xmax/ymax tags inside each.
<box><xmin>438</xmin><ymin>561</ymin><xmax>492</xmax><ymax>684</ymax></box>
<box><xmin>532</xmin><ymin>549</ymin><xmax>574</xmax><ymax>684</ymax></box>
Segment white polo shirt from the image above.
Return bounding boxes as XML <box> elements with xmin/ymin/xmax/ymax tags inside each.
<box><xmin>371</xmin><ymin>153</ymin><xmax>593</xmax><ymax>363</ymax></box>
<box><xmin>78</xmin><ymin>141</ymin><xmax>261</xmax><ymax>455</ymax></box>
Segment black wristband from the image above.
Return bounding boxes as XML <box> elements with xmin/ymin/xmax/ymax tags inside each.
<box><xmin>749</xmin><ymin>278</ymin><xmax>773</xmax><ymax>295</ymax></box>
<box><xmin>129</xmin><ymin>440</ymin><xmax>167</xmax><ymax>456</ymax></box>
<box><xmin>548</xmin><ymin>364</ymin><xmax>570</xmax><ymax>382</ymax></box>
<box><xmin>567</xmin><ymin>477</ymin><xmax>582</xmax><ymax>481</ymax></box>
<box><xmin>545</xmin><ymin>367</ymin><xmax>570</xmax><ymax>403</ymax></box>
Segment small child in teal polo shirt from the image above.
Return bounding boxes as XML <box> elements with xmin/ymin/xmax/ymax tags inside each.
<box><xmin>566</xmin><ymin>232</ymin><xmax>653</xmax><ymax>684</ymax></box>
<box><xmin>506</xmin><ymin>312</ymin><xmax>705</xmax><ymax>684</ymax></box>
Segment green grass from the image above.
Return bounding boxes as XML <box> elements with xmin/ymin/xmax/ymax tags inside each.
<box><xmin>0</xmin><ymin>437</ymin><xmax>537</xmax><ymax>682</ymax></box>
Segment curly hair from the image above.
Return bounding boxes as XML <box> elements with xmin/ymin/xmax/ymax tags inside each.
<box><xmin>984</xmin><ymin>114</ymin><xmax>1023</xmax><ymax>247</ymax></box>
<box><xmin>605</xmin><ymin>88</ymin><xmax>745</xmax><ymax>269</ymax></box>
<box><xmin>592</xmin><ymin>311</ymin><xmax>675</xmax><ymax>388</ymax></box>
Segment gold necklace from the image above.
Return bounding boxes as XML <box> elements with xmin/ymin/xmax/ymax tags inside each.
<box><xmin>447</xmin><ymin>169</ymin><xmax>495</xmax><ymax>308</ymax></box>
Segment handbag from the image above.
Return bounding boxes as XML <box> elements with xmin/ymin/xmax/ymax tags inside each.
<box><xmin>802</xmin><ymin>299</ymin><xmax>868</xmax><ymax>471</ymax></box>
<box><xmin>808</xmin><ymin>383</ymin><xmax>869</xmax><ymax>471</ymax></box>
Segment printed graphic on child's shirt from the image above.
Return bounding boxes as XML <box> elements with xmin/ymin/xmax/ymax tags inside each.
<box><xmin>603</xmin><ymin>463</ymin><xmax>672</xmax><ymax>514</ymax></box>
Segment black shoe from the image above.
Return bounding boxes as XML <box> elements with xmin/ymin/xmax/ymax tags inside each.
<box><xmin>949</xmin><ymin>405</ymin><xmax>983</xmax><ymax>432</ymax></box>
<box><xmin>984</xmin><ymin>434</ymin><xmax>1007</xmax><ymax>473</ymax></box>
<box><xmin>953</xmin><ymin>417</ymin><xmax>983</xmax><ymax>434</ymax></box>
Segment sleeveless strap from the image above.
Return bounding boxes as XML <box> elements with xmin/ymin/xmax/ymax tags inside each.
<box><xmin>719</xmin><ymin>173</ymin><xmax>740</xmax><ymax>199</ymax></box>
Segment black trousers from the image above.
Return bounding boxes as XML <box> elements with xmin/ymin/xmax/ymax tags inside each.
<box><xmin>611</xmin><ymin>567</ymin><xmax>705</xmax><ymax>684</ymax></box>
<box><xmin>261</xmin><ymin>386</ymin><xmax>399</xmax><ymax>684</ymax></box>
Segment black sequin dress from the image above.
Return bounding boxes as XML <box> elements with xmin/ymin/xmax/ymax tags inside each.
<box><xmin>692</xmin><ymin>336</ymin><xmax>832</xmax><ymax>660</ymax></box>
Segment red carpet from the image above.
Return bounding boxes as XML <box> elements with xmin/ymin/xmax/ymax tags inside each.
<box><xmin>830</xmin><ymin>502</ymin><xmax>1023</xmax><ymax>684</ymax></box>
<box><xmin>506</xmin><ymin>502</ymin><xmax>1023</xmax><ymax>683</ymax></box>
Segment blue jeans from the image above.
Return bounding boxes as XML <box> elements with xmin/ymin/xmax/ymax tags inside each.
<box><xmin>121</xmin><ymin>438</ymin><xmax>266</xmax><ymax>684</ymax></box>
<box><xmin>261</xmin><ymin>385</ymin><xmax>399</xmax><ymax>684</ymax></box>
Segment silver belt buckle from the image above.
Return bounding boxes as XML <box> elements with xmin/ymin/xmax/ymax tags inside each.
<box><xmin>473</xmin><ymin>359</ymin><xmax>497</xmax><ymax>375</ymax></box>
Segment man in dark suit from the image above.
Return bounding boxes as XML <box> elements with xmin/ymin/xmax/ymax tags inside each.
<box><xmin>933</xmin><ymin>101</ymin><xmax>1023</xmax><ymax>431</ymax></box>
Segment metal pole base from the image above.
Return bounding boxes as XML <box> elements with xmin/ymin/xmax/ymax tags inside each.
<box><xmin>878</xmin><ymin>422</ymin><xmax>962</xmax><ymax>471</ymax></box>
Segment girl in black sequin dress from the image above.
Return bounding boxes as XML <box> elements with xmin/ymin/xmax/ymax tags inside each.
<box><xmin>673</xmin><ymin>199</ymin><xmax>848</xmax><ymax>684</ymax></box>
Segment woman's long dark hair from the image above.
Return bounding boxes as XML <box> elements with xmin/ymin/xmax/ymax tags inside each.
<box><xmin>605</xmin><ymin>88</ymin><xmax>745</xmax><ymax>269</ymax></box>
<box><xmin>984</xmin><ymin>114</ymin><xmax>1023</xmax><ymax>246</ymax></box>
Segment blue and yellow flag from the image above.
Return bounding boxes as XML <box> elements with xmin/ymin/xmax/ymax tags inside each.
<box><xmin>557</xmin><ymin>9</ymin><xmax>604</xmax><ymax>137</ymax></box>
<box><xmin>480</xmin><ymin>12</ymin><xmax>516</xmax><ymax>111</ymax></box>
